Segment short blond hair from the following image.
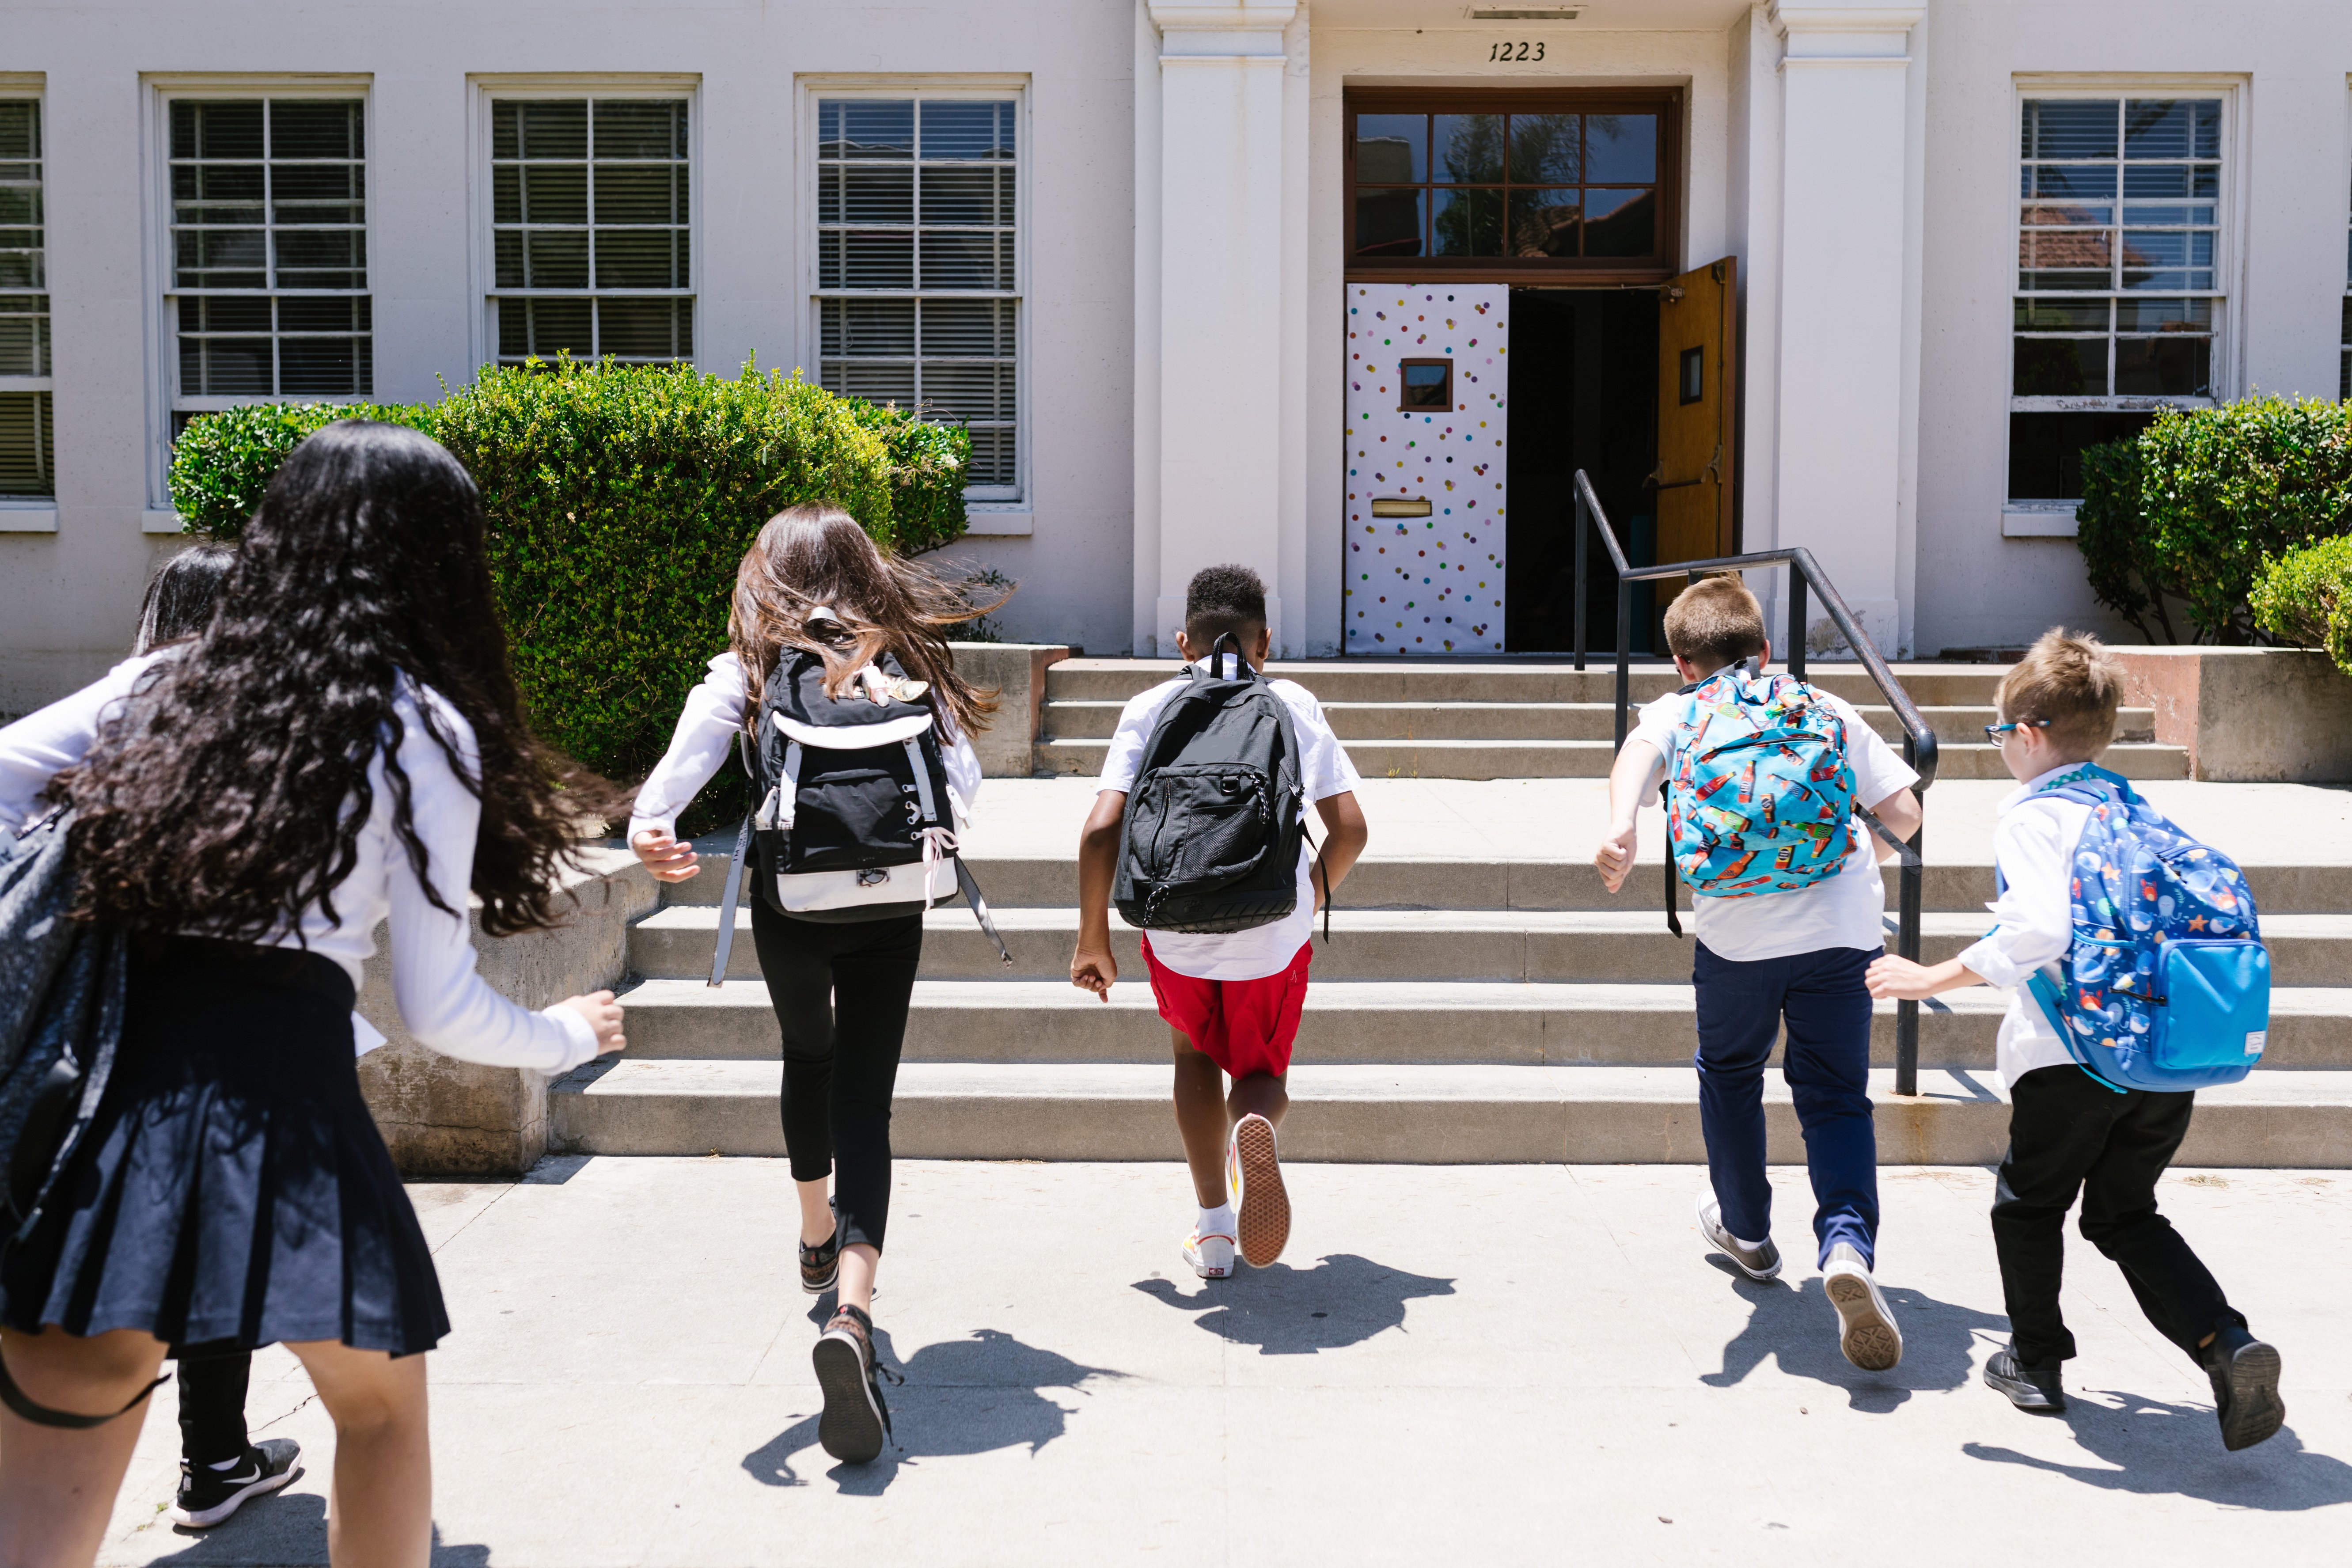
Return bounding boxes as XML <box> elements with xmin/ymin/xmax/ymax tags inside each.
<box><xmin>1662</xmin><ymin>574</ymin><xmax>1767</xmax><ymax>672</ymax></box>
<box><xmin>1998</xmin><ymin>628</ymin><xmax>2121</xmax><ymax>759</ymax></box>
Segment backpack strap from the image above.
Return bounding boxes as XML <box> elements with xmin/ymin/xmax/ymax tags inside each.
<box><xmin>708</xmin><ymin>729</ymin><xmax>759</xmax><ymax>990</ymax></box>
<box><xmin>0</xmin><ymin>1336</ymin><xmax>168</xmax><ymax>1430</ymax></box>
<box><xmin>1662</xmin><ymin>777</ymin><xmax>1684</xmax><ymax>939</ymax></box>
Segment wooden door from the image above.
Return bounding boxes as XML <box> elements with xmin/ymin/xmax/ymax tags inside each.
<box><xmin>1653</xmin><ymin>256</ymin><xmax>1736</xmax><ymax>563</ymax></box>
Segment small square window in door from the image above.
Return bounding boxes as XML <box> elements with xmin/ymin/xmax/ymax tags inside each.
<box><xmin>1398</xmin><ymin>358</ymin><xmax>1453</xmax><ymax>411</ymax></box>
<box><xmin>1679</xmin><ymin>345</ymin><xmax>1704</xmax><ymax>405</ymax></box>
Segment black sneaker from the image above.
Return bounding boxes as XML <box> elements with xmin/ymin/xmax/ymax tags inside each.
<box><xmin>2201</xmin><ymin>1326</ymin><xmax>2284</xmax><ymax>1451</ymax></box>
<box><xmin>800</xmin><ymin>1200</ymin><xmax>842</xmax><ymax>1295</ymax></box>
<box><xmin>813</xmin><ymin>1303</ymin><xmax>899</xmax><ymax>1465</ymax></box>
<box><xmin>1983</xmin><ymin>1343</ymin><xmax>2067</xmax><ymax>1413</ymax></box>
<box><xmin>168</xmin><ymin>1438</ymin><xmax>301</xmax><ymax>1528</ymax></box>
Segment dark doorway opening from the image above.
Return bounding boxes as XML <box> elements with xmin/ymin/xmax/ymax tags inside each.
<box><xmin>1504</xmin><ymin>287</ymin><xmax>1658</xmax><ymax>653</ymax></box>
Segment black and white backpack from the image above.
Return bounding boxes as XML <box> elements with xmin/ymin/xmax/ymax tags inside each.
<box><xmin>706</xmin><ymin>641</ymin><xmax>1009</xmax><ymax>985</ymax></box>
<box><xmin>1114</xmin><ymin>638</ymin><xmax>1320</xmax><ymax>935</ymax></box>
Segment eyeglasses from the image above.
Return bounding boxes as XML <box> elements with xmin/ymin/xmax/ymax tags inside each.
<box><xmin>1982</xmin><ymin>718</ymin><xmax>2052</xmax><ymax>743</ymax></box>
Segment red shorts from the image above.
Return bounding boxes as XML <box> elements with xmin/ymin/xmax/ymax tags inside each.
<box><xmin>1139</xmin><ymin>936</ymin><xmax>1313</xmax><ymax>1080</ymax></box>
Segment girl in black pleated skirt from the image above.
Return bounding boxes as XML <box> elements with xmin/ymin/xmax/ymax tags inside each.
<box><xmin>0</xmin><ymin>421</ymin><xmax>627</xmax><ymax>1568</ymax></box>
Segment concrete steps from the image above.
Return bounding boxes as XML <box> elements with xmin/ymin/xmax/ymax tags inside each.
<box><xmin>1033</xmin><ymin>659</ymin><xmax>2185</xmax><ymax>781</ymax></box>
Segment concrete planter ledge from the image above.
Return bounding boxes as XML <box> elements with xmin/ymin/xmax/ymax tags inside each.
<box><xmin>947</xmin><ymin>641</ymin><xmax>1070</xmax><ymax>776</ymax></box>
<box><xmin>2110</xmin><ymin>647</ymin><xmax>2352</xmax><ymax>783</ymax></box>
<box><xmin>357</xmin><ymin>846</ymin><xmax>659</xmax><ymax>1177</ymax></box>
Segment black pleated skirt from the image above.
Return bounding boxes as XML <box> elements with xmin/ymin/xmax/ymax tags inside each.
<box><xmin>0</xmin><ymin>934</ymin><xmax>449</xmax><ymax>1356</ymax></box>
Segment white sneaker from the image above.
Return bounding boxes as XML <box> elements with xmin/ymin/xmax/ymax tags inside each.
<box><xmin>1230</xmin><ymin>1113</ymin><xmax>1290</xmax><ymax>1268</ymax></box>
<box><xmin>1184</xmin><ymin>1221</ymin><xmax>1237</xmax><ymax>1279</ymax></box>
<box><xmin>1822</xmin><ymin>1242</ymin><xmax>1903</xmax><ymax>1371</ymax></box>
<box><xmin>1695</xmin><ymin>1191</ymin><xmax>1783</xmax><ymax>1281</ymax></box>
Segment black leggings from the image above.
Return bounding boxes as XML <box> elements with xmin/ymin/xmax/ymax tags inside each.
<box><xmin>750</xmin><ymin>901</ymin><xmax>923</xmax><ymax>1254</ymax></box>
<box><xmin>175</xmin><ymin>1344</ymin><xmax>250</xmax><ymax>1466</ymax></box>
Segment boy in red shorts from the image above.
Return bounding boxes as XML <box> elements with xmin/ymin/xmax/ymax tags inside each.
<box><xmin>1072</xmin><ymin>566</ymin><xmax>1368</xmax><ymax>1277</ymax></box>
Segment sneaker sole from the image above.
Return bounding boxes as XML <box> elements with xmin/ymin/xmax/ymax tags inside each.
<box><xmin>801</xmin><ymin>1264</ymin><xmax>840</xmax><ymax>1296</ymax></box>
<box><xmin>1233</xmin><ymin>1117</ymin><xmax>1290</xmax><ymax>1269</ymax></box>
<box><xmin>812</xmin><ymin>1333</ymin><xmax>888</xmax><ymax>1465</ymax></box>
<box><xmin>2217</xmin><ymin>1340</ymin><xmax>2285</xmax><ymax>1451</ymax></box>
<box><xmin>1825</xmin><ymin>1272</ymin><xmax>1903</xmax><ymax>1372</ymax></box>
<box><xmin>167</xmin><ymin>1468</ymin><xmax>296</xmax><ymax>1529</ymax></box>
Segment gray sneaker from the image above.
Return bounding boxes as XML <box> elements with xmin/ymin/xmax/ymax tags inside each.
<box><xmin>1823</xmin><ymin>1242</ymin><xmax>1903</xmax><ymax>1371</ymax></box>
<box><xmin>1695</xmin><ymin>1191</ymin><xmax>1783</xmax><ymax>1281</ymax></box>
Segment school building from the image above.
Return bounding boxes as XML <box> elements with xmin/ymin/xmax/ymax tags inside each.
<box><xmin>5</xmin><ymin>0</ymin><xmax>2351</xmax><ymax>711</ymax></box>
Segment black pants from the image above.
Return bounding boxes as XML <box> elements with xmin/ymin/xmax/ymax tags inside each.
<box><xmin>175</xmin><ymin>1344</ymin><xmax>250</xmax><ymax>1466</ymax></box>
<box><xmin>750</xmin><ymin>901</ymin><xmax>923</xmax><ymax>1254</ymax></box>
<box><xmin>1992</xmin><ymin>1065</ymin><xmax>2246</xmax><ymax>1368</ymax></box>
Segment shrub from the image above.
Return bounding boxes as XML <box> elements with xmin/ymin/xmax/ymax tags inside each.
<box><xmin>169</xmin><ymin>360</ymin><xmax>976</xmax><ymax>833</ymax></box>
<box><xmin>2251</xmin><ymin>534</ymin><xmax>2352</xmax><ymax>676</ymax></box>
<box><xmin>2077</xmin><ymin>396</ymin><xmax>2352</xmax><ymax>643</ymax></box>
<box><xmin>2073</xmin><ymin>437</ymin><xmax>2176</xmax><ymax>642</ymax></box>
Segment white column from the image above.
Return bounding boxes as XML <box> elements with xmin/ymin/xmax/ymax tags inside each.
<box><xmin>1767</xmin><ymin>1</ymin><xmax>1925</xmax><ymax>659</ymax></box>
<box><xmin>1146</xmin><ymin>2</ymin><xmax>1297</xmax><ymax>657</ymax></box>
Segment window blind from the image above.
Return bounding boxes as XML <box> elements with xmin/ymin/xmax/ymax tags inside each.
<box><xmin>0</xmin><ymin>99</ymin><xmax>49</xmax><ymax>496</ymax></box>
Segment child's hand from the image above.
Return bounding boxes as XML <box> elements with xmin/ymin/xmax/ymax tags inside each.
<box><xmin>632</xmin><ymin>828</ymin><xmax>700</xmax><ymax>883</ymax></box>
<box><xmin>1593</xmin><ymin>822</ymin><xmax>1638</xmax><ymax>894</ymax></box>
<box><xmin>1071</xmin><ymin>945</ymin><xmax>1117</xmax><ymax>1001</ymax></box>
<box><xmin>555</xmin><ymin>990</ymin><xmax>628</xmax><ymax>1055</ymax></box>
<box><xmin>1865</xmin><ymin>955</ymin><xmax>1938</xmax><ymax>1001</ymax></box>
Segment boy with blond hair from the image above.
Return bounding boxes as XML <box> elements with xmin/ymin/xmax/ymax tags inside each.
<box><xmin>1867</xmin><ymin>630</ymin><xmax>2283</xmax><ymax>1448</ymax></box>
<box><xmin>1595</xmin><ymin>574</ymin><xmax>1923</xmax><ymax>1369</ymax></box>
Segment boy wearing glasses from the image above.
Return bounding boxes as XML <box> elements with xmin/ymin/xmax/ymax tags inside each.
<box><xmin>1593</xmin><ymin>576</ymin><xmax>1922</xmax><ymax>1370</ymax></box>
<box><xmin>1865</xmin><ymin>630</ymin><xmax>2282</xmax><ymax>1448</ymax></box>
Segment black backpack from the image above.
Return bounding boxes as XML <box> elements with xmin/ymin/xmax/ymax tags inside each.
<box><xmin>706</xmin><ymin>646</ymin><xmax>1009</xmax><ymax>985</ymax></box>
<box><xmin>1114</xmin><ymin>638</ymin><xmax>1320</xmax><ymax>934</ymax></box>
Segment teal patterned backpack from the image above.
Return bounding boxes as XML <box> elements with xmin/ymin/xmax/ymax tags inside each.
<box><xmin>1663</xmin><ymin>665</ymin><xmax>1857</xmax><ymax>907</ymax></box>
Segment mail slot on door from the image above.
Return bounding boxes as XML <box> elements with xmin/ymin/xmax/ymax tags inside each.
<box><xmin>1370</xmin><ymin>497</ymin><xmax>1433</xmax><ymax>518</ymax></box>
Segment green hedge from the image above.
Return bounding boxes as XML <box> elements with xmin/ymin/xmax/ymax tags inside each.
<box><xmin>2075</xmin><ymin>396</ymin><xmax>2352</xmax><ymax>642</ymax></box>
<box><xmin>2251</xmin><ymin>534</ymin><xmax>2352</xmax><ymax>676</ymax></box>
<box><xmin>169</xmin><ymin>360</ymin><xmax>975</xmax><ymax>831</ymax></box>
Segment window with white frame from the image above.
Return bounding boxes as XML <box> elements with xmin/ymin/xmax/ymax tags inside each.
<box><xmin>167</xmin><ymin>95</ymin><xmax>371</xmax><ymax>435</ymax></box>
<box><xmin>0</xmin><ymin>99</ymin><xmax>52</xmax><ymax>497</ymax></box>
<box><xmin>489</xmin><ymin>97</ymin><xmax>693</xmax><ymax>366</ymax></box>
<box><xmin>2011</xmin><ymin>95</ymin><xmax>2224</xmax><ymax>501</ymax></box>
<box><xmin>814</xmin><ymin>95</ymin><xmax>1019</xmax><ymax>497</ymax></box>
<box><xmin>2341</xmin><ymin>162</ymin><xmax>2350</xmax><ymax>399</ymax></box>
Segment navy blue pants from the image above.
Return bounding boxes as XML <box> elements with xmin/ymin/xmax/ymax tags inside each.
<box><xmin>1692</xmin><ymin>942</ymin><xmax>1881</xmax><ymax>1269</ymax></box>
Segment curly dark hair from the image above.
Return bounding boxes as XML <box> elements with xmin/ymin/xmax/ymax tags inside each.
<box><xmin>68</xmin><ymin>418</ymin><xmax>605</xmax><ymax>939</ymax></box>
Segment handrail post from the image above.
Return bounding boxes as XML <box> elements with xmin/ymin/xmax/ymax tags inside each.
<box><xmin>1896</xmin><ymin>809</ymin><xmax>1924</xmax><ymax>1100</ymax></box>
<box><xmin>1614</xmin><ymin>577</ymin><xmax>1631</xmax><ymax>751</ymax></box>
<box><xmin>1786</xmin><ymin>567</ymin><xmax>1807</xmax><ymax>680</ymax></box>
<box><xmin>1573</xmin><ymin>482</ymin><xmax>1589</xmax><ymax>672</ymax></box>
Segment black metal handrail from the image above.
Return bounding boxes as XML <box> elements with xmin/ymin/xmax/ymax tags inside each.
<box><xmin>1570</xmin><ymin>469</ymin><xmax>1942</xmax><ymax>1095</ymax></box>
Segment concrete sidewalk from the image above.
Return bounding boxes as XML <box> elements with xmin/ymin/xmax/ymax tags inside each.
<box><xmin>99</xmin><ymin>1158</ymin><xmax>2352</xmax><ymax>1566</ymax></box>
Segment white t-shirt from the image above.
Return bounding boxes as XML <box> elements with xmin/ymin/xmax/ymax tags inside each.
<box><xmin>1100</xmin><ymin>665</ymin><xmax>1362</xmax><ymax>981</ymax></box>
<box><xmin>1955</xmin><ymin>764</ymin><xmax>2102</xmax><ymax>1089</ymax></box>
<box><xmin>1630</xmin><ymin>669</ymin><xmax>1920</xmax><ymax>964</ymax></box>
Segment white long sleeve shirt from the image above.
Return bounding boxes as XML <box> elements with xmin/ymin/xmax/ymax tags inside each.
<box><xmin>0</xmin><ymin>653</ymin><xmax>599</xmax><ymax>1074</ymax></box>
<box><xmin>1954</xmin><ymin>763</ymin><xmax>2102</xmax><ymax>1089</ymax></box>
<box><xmin>626</xmin><ymin>650</ymin><xmax>983</xmax><ymax>843</ymax></box>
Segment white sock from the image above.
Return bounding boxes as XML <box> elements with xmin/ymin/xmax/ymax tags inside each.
<box><xmin>1730</xmin><ymin>1234</ymin><xmax>1767</xmax><ymax>1251</ymax></box>
<box><xmin>1198</xmin><ymin>1202</ymin><xmax>1235</xmax><ymax>1238</ymax></box>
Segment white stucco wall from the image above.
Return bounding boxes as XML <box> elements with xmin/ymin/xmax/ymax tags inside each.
<box><xmin>0</xmin><ymin>0</ymin><xmax>1138</xmax><ymax>717</ymax></box>
<box><xmin>1911</xmin><ymin>0</ymin><xmax>2352</xmax><ymax>655</ymax></box>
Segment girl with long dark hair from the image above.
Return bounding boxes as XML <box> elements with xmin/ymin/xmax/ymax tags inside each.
<box><xmin>629</xmin><ymin>501</ymin><xmax>996</xmax><ymax>1465</ymax></box>
<box><xmin>0</xmin><ymin>420</ymin><xmax>626</xmax><ymax>1568</ymax></box>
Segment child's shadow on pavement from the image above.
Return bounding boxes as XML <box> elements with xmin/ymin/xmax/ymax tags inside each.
<box><xmin>1966</xmin><ymin>1389</ymin><xmax>2352</xmax><ymax>1510</ymax></box>
<box><xmin>1701</xmin><ymin>1263</ymin><xmax>2011</xmax><ymax>1413</ymax></box>
<box><xmin>740</xmin><ymin>1325</ymin><xmax>1126</xmax><ymax>1496</ymax></box>
<box><xmin>1132</xmin><ymin>1253</ymin><xmax>1457</xmax><ymax>1355</ymax></box>
<box><xmin>144</xmin><ymin>1498</ymin><xmax>490</xmax><ymax>1566</ymax></box>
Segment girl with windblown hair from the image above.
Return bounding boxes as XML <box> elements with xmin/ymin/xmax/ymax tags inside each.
<box><xmin>628</xmin><ymin>501</ymin><xmax>998</xmax><ymax>1466</ymax></box>
<box><xmin>0</xmin><ymin>421</ymin><xmax>626</xmax><ymax>1568</ymax></box>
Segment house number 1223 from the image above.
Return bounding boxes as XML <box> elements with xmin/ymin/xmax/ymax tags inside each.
<box><xmin>1489</xmin><ymin>41</ymin><xmax>1547</xmax><ymax>61</ymax></box>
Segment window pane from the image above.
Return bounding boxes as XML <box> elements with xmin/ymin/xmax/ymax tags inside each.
<box><xmin>829</xmin><ymin>101</ymin><xmax>914</xmax><ymax>159</ymax></box>
<box><xmin>1507</xmin><ymin>188</ymin><xmax>1579</xmax><ymax>258</ymax></box>
<box><xmin>594</xmin><ymin>99</ymin><xmax>685</xmax><ymax>160</ymax></box>
<box><xmin>920</xmin><ymin>361</ymin><xmax>1011</xmax><ymax>422</ymax></box>
<box><xmin>1582</xmin><ymin>186</ymin><xmax>1655</xmax><ymax>257</ymax></box>
<box><xmin>919</xmin><ymin>232</ymin><xmax>1009</xmax><ymax>289</ymax></box>
<box><xmin>0</xmin><ymin>298</ymin><xmax>46</xmax><ymax>377</ymax></box>
<box><xmin>2124</xmin><ymin>99</ymin><xmax>2219</xmax><ymax>160</ymax></box>
<box><xmin>1354</xmin><ymin>187</ymin><xmax>1424</xmax><ymax>258</ymax></box>
<box><xmin>2009</xmin><ymin>410</ymin><xmax>2151</xmax><ymax>500</ymax></box>
<box><xmin>189</xmin><ymin>296</ymin><xmax>273</xmax><ymax>333</ymax></box>
<box><xmin>597</xmin><ymin>296</ymin><xmax>690</xmax><ymax>359</ymax></box>
<box><xmin>492</xmin><ymin>102</ymin><xmax>520</xmax><ymax>161</ymax></box>
<box><xmin>964</xmin><ymin>427</ymin><xmax>1013</xmax><ymax>488</ymax></box>
<box><xmin>920</xmin><ymin>101</ymin><xmax>1012</xmax><ymax>160</ymax></box>
<box><xmin>279</xmin><ymin>334</ymin><xmax>364</xmax><ymax>393</ymax></box>
<box><xmin>2016</xmin><ymin>299</ymin><xmax>2108</xmax><ymax>330</ymax></box>
<box><xmin>175</xmin><ymin>227</ymin><xmax>267</xmax><ymax>289</ymax></box>
<box><xmin>843</xmin><ymin>167</ymin><xmax>913</xmax><ymax>224</ymax></box>
<box><xmin>920</xmin><ymin>167</ymin><xmax>1008</xmax><ymax>226</ymax></box>
<box><xmin>2114</xmin><ymin>335</ymin><xmax>2211</xmax><ymax>396</ymax></box>
<box><xmin>274</xmin><ymin>227</ymin><xmax>366</xmax><ymax>289</ymax></box>
<box><xmin>2020</xmin><ymin>229</ymin><xmax>2112</xmax><ymax>276</ymax></box>
<box><xmin>0</xmin><ymin>103</ymin><xmax>38</xmax><ymax>161</ymax></box>
<box><xmin>837</xmin><ymin>230</ymin><xmax>913</xmax><ymax>289</ymax></box>
<box><xmin>2013</xmin><ymin>337</ymin><xmax>2107</xmax><ymax>396</ymax></box>
<box><xmin>2118</xmin><ymin>230</ymin><xmax>2212</xmax><ymax>272</ymax></box>
<box><xmin>1355</xmin><ymin>114</ymin><xmax>1426</xmax><ymax>184</ymax></box>
<box><xmin>921</xmin><ymin>298</ymin><xmax>1009</xmax><ymax>357</ymax></box>
<box><xmin>1508</xmin><ymin>114</ymin><xmax>1579</xmax><ymax>184</ymax></box>
<box><xmin>278</xmin><ymin>295</ymin><xmax>369</xmax><ymax>334</ymax></box>
<box><xmin>524</xmin><ymin>232</ymin><xmax>589</xmax><ymax>289</ymax></box>
<box><xmin>820</xmin><ymin>298</ymin><xmax>915</xmax><ymax>357</ymax></box>
<box><xmin>1434</xmin><ymin>115</ymin><xmax>1504</xmax><ymax>183</ymax></box>
<box><xmin>820</xmin><ymin>361</ymin><xmax>917</xmax><ymax>405</ymax></box>
<box><xmin>595</xmin><ymin>164</ymin><xmax>683</xmax><ymax>225</ymax></box>
<box><xmin>0</xmin><ymin>391</ymin><xmax>53</xmax><ymax>496</ymax></box>
<box><xmin>2115</xmin><ymin>297</ymin><xmax>2210</xmax><ymax>332</ymax></box>
<box><xmin>522</xmin><ymin>165</ymin><xmax>588</xmax><ymax>225</ymax></box>
<box><xmin>172</xmin><ymin>101</ymin><xmax>263</xmax><ymax>161</ymax></box>
<box><xmin>594</xmin><ymin>229</ymin><xmax>685</xmax><ymax>289</ymax></box>
<box><xmin>271</xmin><ymin>162</ymin><xmax>363</xmax><ymax>224</ymax></box>
<box><xmin>1585</xmin><ymin>114</ymin><xmax>1658</xmax><ymax>184</ymax></box>
<box><xmin>2023</xmin><ymin>99</ymin><xmax>2117</xmax><ymax>160</ymax></box>
<box><xmin>1431</xmin><ymin>188</ymin><xmax>1502</xmax><ymax>256</ymax></box>
<box><xmin>519</xmin><ymin>101</ymin><xmax>588</xmax><ymax>160</ymax></box>
<box><xmin>508</xmin><ymin>297</ymin><xmax>592</xmax><ymax>358</ymax></box>
<box><xmin>2028</xmin><ymin>164</ymin><xmax>2116</xmax><ymax>201</ymax></box>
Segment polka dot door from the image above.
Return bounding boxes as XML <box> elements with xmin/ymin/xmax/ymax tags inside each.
<box><xmin>1344</xmin><ymin>284</ymin><xmax>1509</xmax><ymax>653</ymax></box>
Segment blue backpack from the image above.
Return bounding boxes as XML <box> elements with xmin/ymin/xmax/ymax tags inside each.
<box><xmin>1664</xmin><ymin>665</ymin><xmax>1856</xmax><ymax>899</ymax></box>
<box><xmin>2010</xmin><ymin>767</ymin><xmax>2269</xmax><ymax>1092</ymax></box>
